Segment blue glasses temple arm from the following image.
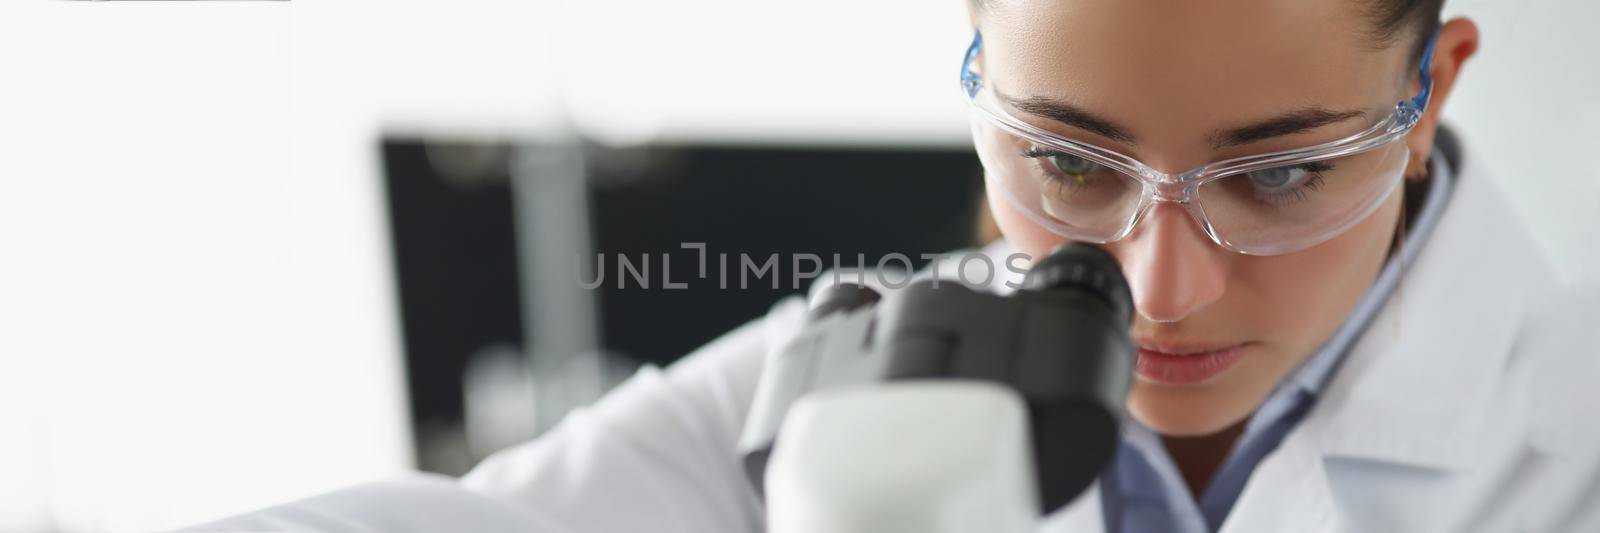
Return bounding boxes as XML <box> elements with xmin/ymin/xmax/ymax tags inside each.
<box><xmin>1411</xmin><ymin>29</ymin><xmax>1439</xmax><ymax>114</ymax></box>
<box><xmin>960</xmin><ymin>31</ymin><xmax>983</xmax><ymax>98</ymax></box>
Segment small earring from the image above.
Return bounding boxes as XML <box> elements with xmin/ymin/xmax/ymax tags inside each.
<box><xmin>1405</xmin><ymin>154</ymin><xmax>1430</xmax><ymax>181</ymax></box>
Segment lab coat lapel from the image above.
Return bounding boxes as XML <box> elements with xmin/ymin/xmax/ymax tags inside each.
<box><xmin>1217</xmin><ymin>418</ymin><xmax>1342</xmax><ymax>533</ymax></box>
<box><xmin>1220</xmin><ymin>152</ymin><xmax>1549</xmax><ymax>531</ymax></box>
<box><xmin>1313</xmin><ymin>155</ymin><xmax>1545</xmax><ymax>469</ymax></box>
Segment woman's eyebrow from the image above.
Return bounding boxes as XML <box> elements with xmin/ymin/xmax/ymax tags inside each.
<box><xmin>996</xmin><ymin>93</ymin><xmax>1365</xmax><ymax>151</ymax></box>
<box><xmin>1211</xmin><ymin>107</ymin><xmax>1366</xmax><ymax>149</ymax></box>
<box><xmin>998</xmin><ymin>92</ymin><xmax>1137</xmax><ymax>145</ymax></box>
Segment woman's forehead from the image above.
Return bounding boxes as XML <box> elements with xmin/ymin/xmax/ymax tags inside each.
<box><xmin>978</xmin><ymin>0</ymin><xmax>1406</xmax><ymax>155</ymax></box>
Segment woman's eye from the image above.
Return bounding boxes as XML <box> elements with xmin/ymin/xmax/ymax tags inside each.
<box><xmin>1048</xmin><ymin>153</ymin><xmax>1099</xmax><ymax>177</ymax></box>
<box><xmin>1248</xmin><ymin>165</ymin><xmax>1309</xmax><ymax>190</ymax></box>
<box><xmin>1248</xmin><ymin>161</ymin><xmax>1332</xmax><ymax>190</ymax></box>
<box><xmin>1021</xmin><ymin>147</ymin><xmax>1105</xmax><ymax>186</ymax></box>
<box><xmin>1241</xmin><ymin>161</ymin><xmax>1332</xmax><ymax>205</ymax></box>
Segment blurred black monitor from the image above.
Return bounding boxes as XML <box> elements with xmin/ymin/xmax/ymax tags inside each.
<box><xmin>382</xmin><ymin>138</ymin><xmax>982</xmax><ymax>473</ymax></box>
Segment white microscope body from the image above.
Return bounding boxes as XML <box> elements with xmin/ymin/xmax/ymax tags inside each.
<box><xmin>739</xmin><ymin>244</ymin><xmax>1136</xmax><ymax>533</ymax></box>
<box><xmin>765</xmin><ymin>382</ymin><xmax>1039</xmax><ymax>533</ymax></box>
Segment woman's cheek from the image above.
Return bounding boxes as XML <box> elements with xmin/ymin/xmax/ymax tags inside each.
<box><xmin>986</xmin><ymin>183</ymin><xmax>1064</xmax><ymax>263</ymax></box>
<box><xmin>1241</xmin><ymin>190</ymin><xmax>1402</xmax><ymax>355</ymax></box>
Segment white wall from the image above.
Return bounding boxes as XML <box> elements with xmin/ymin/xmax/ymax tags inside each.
<box><xmin>0</xmin><ymin>0</ymin><xmax>570</xmax><ymax>530</ymax></box>
<box><xmin>0</xmin><ymin>0</ymin><xmax>1593</xmax><ymax>531</ymax></box>
<box><xmin>1441</xmin><ymin>0</ymin><xmax>1600</xmax><ymax>285</ymax></box>
<box><xmin>555</xmin><ymin>0</ymin><xmax>972</xmax><ymax>146</ymax></box>
<box><xmin>0</xmin><ymin>3</ymin><xmax>409</xmax><ymax>532</ymax></box>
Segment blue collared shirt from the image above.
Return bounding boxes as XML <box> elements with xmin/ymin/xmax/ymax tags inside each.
<box><xmin>1099</xmin><ymin>154</ymin><xmax>1456</xmax><ymax>533</ymax></box>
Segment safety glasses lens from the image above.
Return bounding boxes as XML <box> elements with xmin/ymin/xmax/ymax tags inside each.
<box><xmin>972</xmin><ymin>118</ymin><xmax>1144</xmax><ymax>242</ymax></box>
<box><xmin>973</xmin><ymin>113</ymin><xmax>1410</xmax><ymax>255</ymax></box>
<box><xmin>1197</xmin><ymin>142</ymin><xmax>1408</xmax><ymax>254</ymax></box>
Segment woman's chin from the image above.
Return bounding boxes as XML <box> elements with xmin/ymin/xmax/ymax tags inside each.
<box><xmin>1126</xmin><ymin>384</ymin><xmax>1254</xmax><ymax>437</ymax></box>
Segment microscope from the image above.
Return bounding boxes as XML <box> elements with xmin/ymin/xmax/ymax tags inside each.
<box><xmin>738</xmin><ymin>243</ymin><xmax>1136</xmax><ymax>533</ymax></box>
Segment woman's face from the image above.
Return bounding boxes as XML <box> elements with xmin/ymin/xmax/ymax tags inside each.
<box><xmin>978</xmin><ymin>0</ymin><xmax>1421</xmax><ymax>436</ymax></box>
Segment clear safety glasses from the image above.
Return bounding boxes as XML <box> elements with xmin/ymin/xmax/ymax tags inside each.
<box><xmin>962</xmin><ymin>31</ymin><xmax>1437</xmax><ymax>256</ymax></box>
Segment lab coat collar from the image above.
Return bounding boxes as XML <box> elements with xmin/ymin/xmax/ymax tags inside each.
<box><xmin>1308</xmin><ymin>144</ymin><xmax>1554</xmax><ymax>471</ymax></box>
<box><xmin>1216</xmin><ymin>137</ymin><xmax>1554</xmax><ymax>533</ymax></box>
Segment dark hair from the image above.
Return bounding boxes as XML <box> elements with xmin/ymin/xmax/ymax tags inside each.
<box><xmin>1366</xmin><ymin>0</ymin><xmax>1447</xmax><ymax>67</ymax></box>
<box><xmin>969</xmin><ymin>0</ymin><xmax>1446</xmax><ymax>67</ymax></box>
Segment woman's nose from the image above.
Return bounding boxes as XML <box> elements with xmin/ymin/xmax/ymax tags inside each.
<box><xmin>1108</xmin><ymin>203</ymin><xmax>1229</xmax><ymax>323</ymax></box>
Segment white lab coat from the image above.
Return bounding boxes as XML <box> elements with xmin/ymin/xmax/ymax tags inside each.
<box><xmin>197</xmin><ymin>142</ymin><xmax>1600</xmax><ymax>532</ymax></box>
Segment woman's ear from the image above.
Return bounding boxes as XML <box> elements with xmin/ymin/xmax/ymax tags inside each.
<box><xmin>1404</xmin><ymin>17</ymin><xmax>1480</xmax><ymax>179</ymax></box>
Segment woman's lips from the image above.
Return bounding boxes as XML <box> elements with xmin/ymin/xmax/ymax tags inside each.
<box><xmin>1133</xmin><ymin>342</ymin><xmax>1248</xmax><ymax>385</ymax></box>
